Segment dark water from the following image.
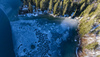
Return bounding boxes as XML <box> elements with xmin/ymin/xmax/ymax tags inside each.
<box><xmin>0</xmin><ymin>0</ymin><xmax>21</xmax><ymax>57</ymax></box>
<box><xmin>60</xmin><ymin>28</ymin><xmax>78</xmax><ymax>57</ymax></box>
<box><xmin>0</xmin><ymin>9</ymin><xmax>15</xmax><ymax>57</ymax></box>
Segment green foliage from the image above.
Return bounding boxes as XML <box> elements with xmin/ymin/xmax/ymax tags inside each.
<box><xmin>79</xmin><ymin>17</ymin><xmax>95</xmax><ymax>36</ymax></box>
<box><xmin>28</xmin><ymin>2</ymin><xmax>33</xmax><ymax>13</ymax></box>
<box><xmin>40</xmin><ymin>0</ymin><xmax>44</xmax><ymax>10</ymax></box>
<box><xmin>22</xmin><ymin>0</ymin><xmax>99</xmax><ymax>17</ymax></box>
<box><xmin>58</xmin><ymin>1</ymin><xmax>63</xmax><ymax>15</ymax></box>
<box><xmin>40</xmin><ymin>0</ymin><xmax>49</xmax><ymax>11</ymax></box>
<box><xmin>69</xmin><ymin>0</ymin><xmax>73</xmax><ymax>2</ymax></box>
<box><xmin>83</xmin><ymin>4</ymin><xmax>94</xmax><ymax>16</ymax></box>
<box><xmin>27</xmin><ymin>0</ymin><xmax>31</xmax><ymax>3</ymax></box>
<box><xmin>79</xmin><ymin>3</ymin><xmax>100</xmax><ymax>36</ymax></box>
<box><xmin>68</xmin><ymin>2</ymin><xmax>74</xmax><ymax>15</ymax></box>
<box><xmin>63</xmin><ymin>0</ymin><xmax>68</xmax><ymax>8</ymax></box>
<box><xmin>80</xmin><ymin>4</ymin><xmax>94</xmax><ymax>17</ymax></box>
<box><xmin>49</xmin><ymin>0</ymin><xmax>53</xmax><ymax>11</ymax></box>
<box><xmin>54</xmin><ymin>0</ymin><xmax>57</xmax><ymax>3</ymax></box>
<box><xmin>72</xmin><ymin>9</ymin><xmax>77</xmax><ymax>17</ymax></box>
<box><xmin>79</xmin><ymin>0</ymin><xmax>86</xmax><ymax>4</ymax></box>
<box><xmin>89</xmin><ymin>3</ymin><xmax>100</xmax><ymax>17</ymax></box>
<box><xmin>35</xmin><ymin>0</ymin><xmax>41</xmax><ymax>8</ymax></box>
<box><xmin>95</xmin><ymin>3</ymin><xmax>100</xmax><ymax>13</ymax></box>
<box><xmin>87</xmin><ymin>0</ymin><xmax>95</xmax><ymax>3</ymax></box>
<box><xmin>85</xmin><ymin>42</ymin><xmax>98</xmax><ymax>50</ymax></box>
<box><xmin>23</xmin><ymin>0</ymin><xmax>27</xmax><ymax>5</ymax></box>
<box><xmin>35</xmin><ymin>0</ymin><xmax>39</xmax><ymax>8</ymax></box>
<box><xmin>80</xmin><ymin>2</ymin><xmax>86</xmax><ymax>11</ymax></box>
<box><xmin>63</xmin><ymin>3</ymin><xmax>68</xmax><ymax>15</ymax></box>
<box><xmin>53</xmin><ymin>2</ymin><xmax>59</xmax><ymax>15</ymax></box>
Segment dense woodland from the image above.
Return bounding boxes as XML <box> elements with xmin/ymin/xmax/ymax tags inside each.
<box><xmin>22</xmin><ymin>0</ymin><xmax>76</xmax><ymax>16</ymax></box>
<box><xmin>20</xmin><ymin>0</ymin><xmax>83</xmax><ymax>16</ymax></box>
<box><xmin>21</xmin><ymin>0</ymin><xmax>100</xmax><ymax>16</ymax></box>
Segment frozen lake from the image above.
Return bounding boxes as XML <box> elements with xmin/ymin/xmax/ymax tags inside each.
<box><xmin>11</xmin><ymin>15</ymin><xmax>78</xmax><ymax>57</ymax></box>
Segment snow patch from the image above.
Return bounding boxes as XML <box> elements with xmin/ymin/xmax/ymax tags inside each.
<box><xmin>27</xmin><ymin>13</ymin><xmax>38</xmax><ymax>17</ymax></box>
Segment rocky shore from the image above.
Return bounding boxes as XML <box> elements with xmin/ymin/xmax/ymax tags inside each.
<box><xmin>78</xmin><ymin>34</ymin><xmax>100</xmax><ymax>57</ymax></box>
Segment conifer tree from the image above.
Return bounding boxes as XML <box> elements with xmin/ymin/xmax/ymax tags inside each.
<box><xmin>80</xmin><ymin>2</ymin><xmax>85</xmax><ymax>11</ymax></box>
<box><xmin>32</xmin><ymin>0</ymin><xmax>35</xmax><ymax>5</ymax></box>
<box><xmin>63</xmin><ymin>0</ymin><xmax>67</xmax><ymax>7</ymax></box>
<box><xmin>35</xmin><ymin>0</ymin><xmax>39</xmax><ymax>8</ymax></box>
<box><xmin>49</xmin><ymin>0</ymin><xmax>53</xmax><ymax>11</ymax></box>
<box><xmin>40</xmin><ymin>0</ymin><xmax>49</xmax><ymax>11</ymax></box>
<box><xmin>54</xmin><ymin>0</ymin><xmax>58</xmax><ymax>3</ymax></box>
<box><xmin>35</xmin><ymin>0</ymin><xmax>41</xmax><ymax>9</ymax></box>
<box><xmin>58</xmin><ymin>0</ymin><xmax>60</xmax><ymax>3</ymax></box>
<box><xmin>53</xmin><ymin>2</ymin><xmax>59</xmax><ymax>15</ymax></box>
<box><xmin>44</xmin><ymin>0</ymin><xmax>49</xmax><ymax>10</ymax></box>
<box><xmin>40</xmin><ymin>0</ymin><xmax>44</xmax><ymax>10</ymax></box>
<box><xmin>27</xmin><ymin>0</ymin><xmax>31</xmax><ymax>3</ymax></box>
<box><xmin>28</xmin><ymin>2</ymin><xmax>33</xmax><ymax>13</ymax></box>
<box><xmin>23</xmin><ymin>0</ymin><xmax>27</xmax><ymax>6</ymax></box>
<box><xmin>70</xmin><ymin>0</ymin><xmax>73</xmax><ymax>2</ymax></box>
<box><xmin>59</xmin><ymin>1</ymin><xmax>62</xmax><ymax>10</ymax></box>
<box><xmin>58</xmin><ymin>1</ymin><xmax>63</xmax><ymax>15</ymax></box>
<box><xmin>40</xmin><ymin>0</ymin><xmax>46</xmax><ymax>11</ymax></box>
<box><xmin>63</xmin><ymin>3</ymin><xmax>68</xmax><ymax>15</ymax></box>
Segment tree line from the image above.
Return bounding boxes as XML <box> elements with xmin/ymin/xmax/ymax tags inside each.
<box><xmin>22</xmin><ymin>0</ymin><xmax>76</xmax><ymax>16</ymax></box>
<box><xmin>22</xmin><ymin>0</ymin><xmax>99</xmax><ymax>16</ymax></box>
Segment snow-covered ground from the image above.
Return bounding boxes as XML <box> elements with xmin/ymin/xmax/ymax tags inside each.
<box><xmin>10</xmin><ymin>17</ymin><xmax>78</xmax><ymax>57</ymax></box>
